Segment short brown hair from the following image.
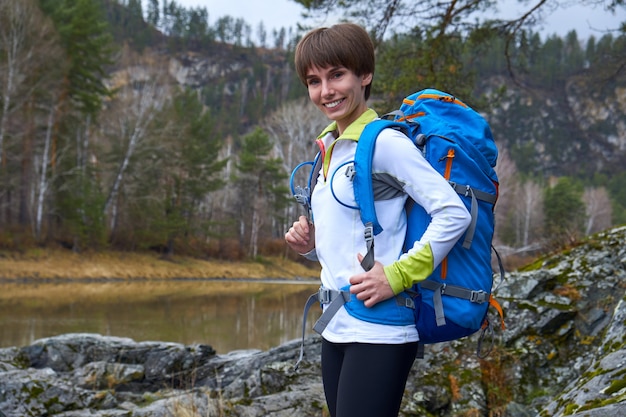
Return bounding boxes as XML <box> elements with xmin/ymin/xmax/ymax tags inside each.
<box><xmin>295</xmin><ymin>23</ymin><xmax>375</xmax><ymax>100</ymax></box>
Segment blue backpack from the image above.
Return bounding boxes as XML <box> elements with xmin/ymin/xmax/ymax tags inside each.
<box><xmin>355</xmin><ymin>89</ymin><xmax>504</xmax><ymax>351</ymax></box>
<box><xmin>291</xmin><ymin>89</ymin><xmax>504</xmax><ymax>365</ymax></box>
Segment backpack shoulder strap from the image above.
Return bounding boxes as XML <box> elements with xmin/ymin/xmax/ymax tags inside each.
<box><xmin>354</xmin><ymin>118</ymin><xmax>408</xmax><ymax>270</ymax></box>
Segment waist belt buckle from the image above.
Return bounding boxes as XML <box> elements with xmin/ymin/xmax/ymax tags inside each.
<box><xmin>470</xmin><ymin>290</ymin><xmax>487</xmax><ymax>303</ymax></box>
<box><xmin>318</xmin><ymin>287</ymin><xmax>332</xmax><ymax>304</ymax></box>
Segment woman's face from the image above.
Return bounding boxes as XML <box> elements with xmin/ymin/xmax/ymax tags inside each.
<box><xmin>305</xmin><ymin>65</ymin><xmax>372</xmax><ymax>135</ymax></box>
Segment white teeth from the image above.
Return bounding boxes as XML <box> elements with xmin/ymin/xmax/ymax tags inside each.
<box><xmin>325</xmin><ymin>99</ymin><xmax>342</xmax><ymax>108</ymax></box>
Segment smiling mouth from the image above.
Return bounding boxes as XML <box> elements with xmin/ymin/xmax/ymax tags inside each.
<box><xmin>324</xmin><ymin>99</ymin><xmax>344</xmax><ymax>108</ymax></box>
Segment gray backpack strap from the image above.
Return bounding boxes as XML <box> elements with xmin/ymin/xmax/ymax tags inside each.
<box><xmin>463</xmin><ymin>188</ymin><xmax>479</xmax><ymax>249</ymax></box>
<box><xmin>312</xmin><ymin>288</ymin><xmax>351</xmax><ymax>334</ymax></box>
<box><xmin>448</xmin><ymin>182</ymin><xmax>497</xmax><ymax>249</ymax></box>
<box><xmin>420</xmin><ymin>280</ymin><xmax>490</xmax><ymax>327</ymax></box>
<box><xmin>294</xmin><ymin>292</ymin><xmax>321</xmax><ymax>370</ymax></box>
<box><xmin>416</xmin><ymin>342</ymin><xmax>425</xmax><ymax>359</ymax></box>
<box><xmin>294</xmin><ymin>287</ymin><xmax>350</xmax><ymax>370</ymax></box>
<box><xmin>423</xmin><ymin>281</ymin><xmax>447</xmax><ymax>327</ymax></box>
<box><xmin>360</xmin><ymin>223</ymin><xmax>375</xmax><ymax>271</ymax></box>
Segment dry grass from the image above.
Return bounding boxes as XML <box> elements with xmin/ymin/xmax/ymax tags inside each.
<box><xmin>0</xmin><ymin>248</ymin><xmax>320</xmax><ymax>281</ymax></box>
<box><xmin>0</xmin><ymin>280</ymin><xmax>318</xmax><ymax>307</ymax></box>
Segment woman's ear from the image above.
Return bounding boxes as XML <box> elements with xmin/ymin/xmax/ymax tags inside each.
<box><xmin>362</xmin><ymin>73</ymin><xmax>373</xmax><ymax>86</ymax></box>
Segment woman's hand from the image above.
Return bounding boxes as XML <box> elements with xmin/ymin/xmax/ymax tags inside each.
<box><xmin>285</xmin><ymin>215</ymin><xmax>316</xmax><ymax>255</ymax></box>
<box><xmin>348</xmin><ymin>254</ymin><xmax>394</xmax><ymax>307</ymax></box>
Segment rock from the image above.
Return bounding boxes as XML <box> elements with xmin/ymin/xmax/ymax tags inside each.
<box><xmin>1</xmin><ymin>226</ymin><xmax>625</xmax><ymax>416</ymax></box>
<box><xmin>542</xmin><ymin>299</ymin><xmax>626</xmax><ymax>417</ymax></box>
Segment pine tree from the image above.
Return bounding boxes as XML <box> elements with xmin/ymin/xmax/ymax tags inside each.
<box><xmin>544</xmin><ymin>178</ymin><xmax>585</xmax><ymax>246</ymax></box>
<box><xmin>39</xmin><ymin>0</ymin><xmax>113</xmax><ymax>115</ymax></box>
<box><xmin>236</xmin><ymin>128</ymin><xmax>288</xmax><ymax>257</ymax></box>
<box><xmin>146</xmin><ymin>0</ymin><xmax>160</xmax><ymax>27</ymax></box>
<box><xmin>159</xmin><ymin>90</ymin><xmax>227</xmax><ymax>253</ymax></box>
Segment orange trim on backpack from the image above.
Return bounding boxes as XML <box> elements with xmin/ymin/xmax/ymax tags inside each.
<box><xmin>416</xmin><ymin>93</ymin><xmax>469</xmax><ymax>108</ymax></box>
<box><xmin>444</xmin><ymin>148</ymin><xmax>455</xmax><ymax>180</ymax></box>
<box><xmin>489</xmin><ymin>295</ymin><xmax>506</xmax><ymax>330</ymax></box>
<box><xmin>398</xmin><ymin>111</ymin><xmax>425</xmax><ymax>122</ymax></box>
<box><xmin>315</xmin><ymin>138</ymin><xmax>328</xmax><ymax>180</ymax></box>
<box><xmin>440</xmin><ymin>148</ymin><xmax>455</xmax><ymax>280</ymax></box>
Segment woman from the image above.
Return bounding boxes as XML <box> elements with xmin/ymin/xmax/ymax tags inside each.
<box><xmin>285</xmin><ymin>23</ymin><xmax>471</xmax><ymax>417</ymax></box>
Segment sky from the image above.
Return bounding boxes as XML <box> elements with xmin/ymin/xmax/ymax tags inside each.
<box><xmin>169</xmin><ymin>0</ymin><xmax>624</xmax><ymax>41</ymax></box>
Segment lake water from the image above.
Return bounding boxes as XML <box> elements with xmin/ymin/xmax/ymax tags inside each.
<box><xmin>0</xmin><ymin>280</ymin><xmax>320</xmax><ymax>354</ymax></box>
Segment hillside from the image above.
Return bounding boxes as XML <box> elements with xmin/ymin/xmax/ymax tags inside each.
<box><xmin>101</xmin><ymin>0</ymin><xmax>626</xmax><ymax>181</ymax></box>
<box><xmin>1</xmin><ymin>0</ymin><xmax>624</xmax><ymax>264</ymax></box>
<box><xmin>159</xmin><ymin>46</ymin><xmax>626</xmax><ymax>180</ymax></box>
<box><xmin>484</xmin><ymin>75</ymin><xmax>626</xmax><ymax>179</ymax></box>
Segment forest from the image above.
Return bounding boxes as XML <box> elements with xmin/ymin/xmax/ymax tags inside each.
<box><xmin>0</xmin><ymin>0</ymin><xmax>624</xmax><ymax>267</ymax></box>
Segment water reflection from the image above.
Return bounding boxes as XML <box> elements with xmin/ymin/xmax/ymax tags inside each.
<box><xmin>0</xmin><ymin>280</ymin><xmax>320</xmax><ymax>354</ymax></box>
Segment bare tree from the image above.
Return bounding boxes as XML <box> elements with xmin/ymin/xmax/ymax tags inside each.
<box><xmin>33</xmin><ymin>73</ymin><xmax>68</xmax><ymax>241</ymax></box>
<box><xmin>583</xmin><ymin>186</ymin><xmax>612</xmax><ymax>235</ymax></box>
<box><xmin>493</xmin><ymin>143</ymin><xmax>548</xmax><ymax>251</ymax></box>
<box><xmin>263</xmin><ymin>98</ymin><xmax>328</xmax><ymax>232</ymax></box>
<box><xmin>0</xmin><ymin>0</ymin><xmax>64</xmax><ymax>235</ymax></box>
<box><xmin>264</xmin><ymin>98</ymin><xmax>326</xmax><ymax>170</ymax></box>
<box><xmin>34</xmin><ymin>104</ymin><xmax>56</xmax><ymax>239</ymax></box>
<box><xmin>101</xmin><ymin>47</ymin><xmax>172</xmax><ymax>231</ymax></box>
<box><xmin>516</xmin><ymin>180</ymin><xmax>544</xmax><ymax>248</ymax></box>
<box><xmin>493</xmin><ymin>143</ymin><xmax>518</xmax><ymax>246</ymax></box>
<box><xmin>0</xmin><ymin>0</ymin><xmax>38</xmax><ymax>165</ymax></box>
<box><xmin>295</xmin><ymin>1</ymin><xmax>624</xmax><ymax>46</ymax></box>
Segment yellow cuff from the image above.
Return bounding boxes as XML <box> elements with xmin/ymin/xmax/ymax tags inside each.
<box><xmin>384</xmin><ymin>243</ymin><xmax>435</xmax><ymax>294</ymax></box>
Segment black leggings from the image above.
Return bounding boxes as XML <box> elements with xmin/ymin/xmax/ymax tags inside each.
<box><xmin>321</xmin><ymin>339</ymin><xmax>418</xmax><ymax>417</ymax></box>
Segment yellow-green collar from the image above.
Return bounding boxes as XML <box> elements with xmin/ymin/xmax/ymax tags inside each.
<box><xmin>317</xmin><ymin>108</ymin><xmax>379</xmax><ymax>141</ymax></box>
<box><xmin>316</xmin><ymin>109</ymin><xmax>378</xmax><ymax>180</ymax></box>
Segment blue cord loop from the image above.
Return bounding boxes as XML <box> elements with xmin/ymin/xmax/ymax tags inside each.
<box><xmin>290</xmin><ymin>160</ymin><xmax>316</xmax><ymax>220</ymax></box>
<box><xmin>330</xmin><ymin>160</ymin><xmax>359</xmax><ymax>210</ymax></box>
<box><xmin>289</xmin><ymin>155</ymin><xmax>363</xmax><ymax>220</ymax></box>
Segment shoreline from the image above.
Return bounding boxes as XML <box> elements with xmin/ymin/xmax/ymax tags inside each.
<box><xmin>0</xmin><ymin>248</ymin><xmax>320</xmax><ymax>281</ymax></box>
<box><xmin>0</xmin><ymin>275</ymin><xmax>320</xmax><ymax>285</ymax></box>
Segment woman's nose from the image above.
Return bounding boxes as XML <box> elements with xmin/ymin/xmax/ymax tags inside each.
<box><xmin>321</xmin><ymin>80</ymin><xmax>333</xmax><ymax>97</ymax></box>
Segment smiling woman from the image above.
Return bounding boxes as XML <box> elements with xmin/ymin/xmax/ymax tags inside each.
<box><xmin>304</xmin><ymin>66</ymin><xmax>373</xmax><ymax>135</ymax></box>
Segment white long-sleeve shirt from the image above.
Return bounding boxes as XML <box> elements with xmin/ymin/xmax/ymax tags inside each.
<box><xmin>310</xmin><ymin>109</ymin><xmax>471</xmax><ymax>344</ymax></box>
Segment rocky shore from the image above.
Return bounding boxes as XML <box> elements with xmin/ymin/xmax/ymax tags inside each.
<box><xmin>1</xmin><ymin>226</ymin><xmax>625</xmax><ymax>416</ymax></box>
